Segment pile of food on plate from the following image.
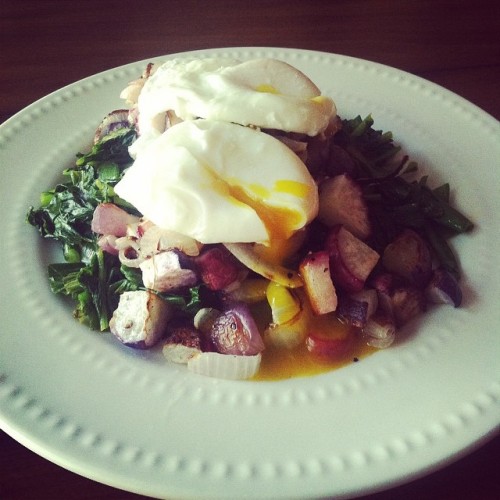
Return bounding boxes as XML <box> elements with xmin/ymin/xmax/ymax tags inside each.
<box><xmin>27</xmin><ymin>57</ymin><xmax>473</xmax><ymax>380</ymax></box>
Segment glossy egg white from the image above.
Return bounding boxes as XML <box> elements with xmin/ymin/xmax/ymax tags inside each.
<box><xmin>133</xmin><ymin>57</ymin><xmax>335</xmax><ymax>144</ymax></box>
<box><xmin>115</xmin><ymin>119</ymin><xmax>319</xmax><ymax>244</ymax></box>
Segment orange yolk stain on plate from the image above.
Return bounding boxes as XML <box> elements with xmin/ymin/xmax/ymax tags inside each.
<box><xmin>251</xmin><ymin>300</ymin><xmax>376</xmax><ymax>381</ymax></box>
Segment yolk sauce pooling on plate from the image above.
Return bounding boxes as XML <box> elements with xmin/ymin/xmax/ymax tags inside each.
<box><xmin>251</xmin><ymin>300</ymin><xmax>376</xmax><ymax>381</ymax></box>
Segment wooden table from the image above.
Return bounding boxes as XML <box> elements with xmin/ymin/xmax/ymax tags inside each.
<box><xmin>1</xmin><ymin>1</ymin><xmax>499</xmax><ymax>498</ymax></box>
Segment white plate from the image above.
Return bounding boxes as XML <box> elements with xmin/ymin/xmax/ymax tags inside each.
<box><xmin>1</xmin><ymin>47</ymin><xmax>499</xmax><ymax>499</ymax></box>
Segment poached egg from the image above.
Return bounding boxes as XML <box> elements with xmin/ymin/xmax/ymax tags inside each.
<box><xmin>115</xmin><ymin>57</ymin><xmax>336</xmax><ymax>245</ymax></box>
<box><xmin>130</xmin><ymin>57</ymin><xmax>335</xmax><ymax>151</ymax></box>
<box><xmin>115</xmin><ymin>119</ymin><xmax>319</xmax><ymax>244</ymax></box>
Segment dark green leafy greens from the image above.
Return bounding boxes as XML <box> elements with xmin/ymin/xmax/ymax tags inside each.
<box><xmin>27</xmin><ymin>127</ymin><xmax>201</xmax><ymax>331</ymax></box>
<box><xmin>331</xmin><ymin>115</ymin><xmax>473</xmax><ymax>277</ymax></box>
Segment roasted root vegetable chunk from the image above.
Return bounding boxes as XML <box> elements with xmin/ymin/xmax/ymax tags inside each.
<box><xmin>110</xmin><ymin>290</ymin><xmax>173</xmax><ymax>348</ymax></box>
<box><xmin>162</xmin><ymin>321</ymin><xmax>206</xmax><ymax>364</ymax></box>
<box><xmin>140</xmin><ymin>250</ymin><xmax>197</xmax><ymax>292</ymax></box>
<box><xmin>382</xmin><ymin>229</ymin><xmax>432</xmax><ymax>288</ymax></box>
<box><xmin>299</xmin><ymin>251</ymin><xmax>337</xmax><ymax>315</ymax></box>
<box><xmin>318</xmin><ymin>174</ymin><xmax>371</xmax><ymax>240</ymax></box>
<box><xmin>325</xmin><ymin>225</ymin><xmax>380</xmax><ymax>293</ymax></box>
<box><xmin>390</xmin><ymin>286</ymin><xmax>426</xmax><ymax>327</ymax></box>
<box><xmin>195</xmin><ymin>245</ymin><xmax>245</xmax><ymax>291</ymax></box>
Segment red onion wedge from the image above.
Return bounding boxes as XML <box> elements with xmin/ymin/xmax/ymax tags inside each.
<box><xmin>425</xmin><ymin>268</ymin><xmax>462</xmax><ymax>307</ymax></box>
<box><xmin>210</xmin><ymin>303</ymin><xmax>265</xmax><ymax>356</ymax></box>
<box><xmin>94</xmin><ymin>110</ymin><xmax>131</xmax><ymax>143</ymax></box>
<box><xmin>91</xmin><ymin>203</ymin><xmax>140</xmax><ymax>237</ymax></box>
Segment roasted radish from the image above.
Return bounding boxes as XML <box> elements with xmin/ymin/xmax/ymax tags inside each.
<box><xmin>390</xmin><ymin>286</ymin><xmax>426</xmax><ymax>326</ymax></box>
<box><xmin>318</xmin><ymin>174</ymin><xmax>371</xmax><ymax>240</ymax></box>
<box><xmin>306</xmin><ymin>316</ymin><xmax>354</xmax><ymax>361</ymax></box>
<box><xmin>325</xmin><ymin>225</ymin><xmax>380</xmax><ymax>293</ymax></box>
<box><xmin>162</xmin><ymin>321</ymin><xmax>206</xmax><ymax>364</ymax></box>
<box><xmin>382</xmin><ymin>229</ymin><xmax>432</xmax><ymax>288</ymax></box>
<box><xmin>299</xmin><ymin>251</ymin><xmax>338</xmax><ymax>315</ymax></box>
<box><xmin>196</xmin><ymin>245</ymin><xmax>246</xmax><ymax>291</ymax></box>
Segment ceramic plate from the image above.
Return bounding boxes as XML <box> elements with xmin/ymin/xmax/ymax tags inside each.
<box><xmin>1</xmin><ymin>47</ymin><xmax>499</xmax><ymax>499</ymax></box>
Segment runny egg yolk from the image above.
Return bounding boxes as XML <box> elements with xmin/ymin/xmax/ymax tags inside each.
<box><xmin>225</xmin><ymin>180</ymin><xmax>312</xmax><ymax>241</ymax></box>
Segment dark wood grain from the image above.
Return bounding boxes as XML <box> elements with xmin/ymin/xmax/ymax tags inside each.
<box><xmin>1</xmin><ymin>1</ymin><xmax>499</xmax><ymax>498</ymax></box>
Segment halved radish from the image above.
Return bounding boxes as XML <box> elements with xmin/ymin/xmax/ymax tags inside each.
<box><xmin>306</xmin><ymin>318</ymin><xmax>354</xmax><ymax>361</ymax></box>
<box><xmin>325</xmin><ymin>225</ymin><xmax>380</xmax><ymax>293</ymax></box>
<box><xmin>318</xmin><ymin>174</ymin><xmax>371</xmax><ymax>240</ymax></box>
